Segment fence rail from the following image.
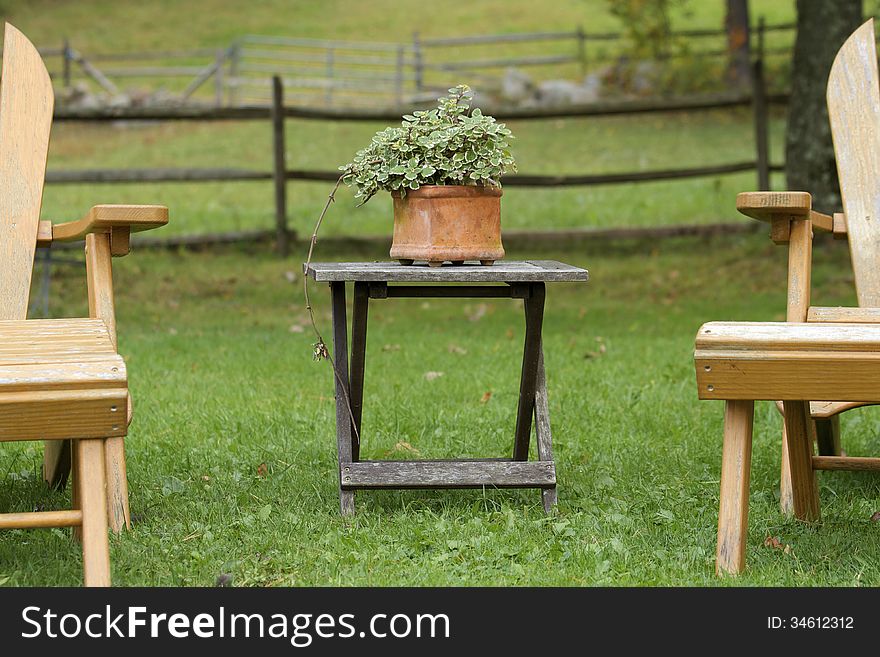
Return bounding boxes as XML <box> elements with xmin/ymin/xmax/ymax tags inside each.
<box><xmin>45</xmin><ymin>57</ymin><xmax>780</xmax><ymax>256</ymax></box>
<box><xmin>23</xmin><ymin>18</ymin><xmax>808</xmax><ymax>108</ymax></box>
<box><xmin>53</xmin><ymin>90</ymin><xmax>786</xmax><ymax>122</ymax></box>
<box><xmin>44</xmin><ymin>161</ymin><xmax>782</xmax><ymax>187</ymax></box>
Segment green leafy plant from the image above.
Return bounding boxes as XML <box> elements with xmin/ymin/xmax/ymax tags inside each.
<box><xmin>340</xmin><ymin>85</ymin><xmax>516</xmax><ymax>204</ymax></box>
<box><xmin>304</xmin><ymin>85</ymin><xmax>515</xmax><ymax>382</ymax></box>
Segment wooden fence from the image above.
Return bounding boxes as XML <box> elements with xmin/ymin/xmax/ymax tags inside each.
<box><xmin>47</xmin><ymin>50</ymin><xmax>780</xmax><ymax>256</ymax></box>
<box><xmin>34</xmin><ymin>19</ymin><xmax>798</xmax><ymax>108</ymax></box>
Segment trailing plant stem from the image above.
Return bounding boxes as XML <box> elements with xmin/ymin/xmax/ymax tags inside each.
<box><xmin>303</xmin><ymin>173</ymin><xmax>361</xmax><ymax>444</ymax></box>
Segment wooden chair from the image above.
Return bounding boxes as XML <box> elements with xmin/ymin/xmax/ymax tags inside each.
<box><xmin>694</xmin><ymin>19</ymin><xmax>880</xmax><ymax>575</ymax></box>
<box><xmin>0</xmin><ymin>24</ymin><xmax>167</xmax><ymax>586</ymax></box>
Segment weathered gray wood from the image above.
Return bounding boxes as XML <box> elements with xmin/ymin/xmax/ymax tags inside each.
<box><xmin>181</xmin><ymin>52</ymin><xmax>227</xmax><ymax>101</ymax></box>
<box><xmin>241</xmin><ymin>34</ymin><xmax>405</xmax><ymax>51</ymax></box>
<box><xmin>305</xmin><ymin>260</ymin><xmax>589</xmax><ymax>283</ymax></box>
<box><xmin>43</xmin><ymin>164</ymin><xmax>774</xmax><ymax>188</ymax></box>
<box><xmin>70</xmin><ymin>50</ymin><xmax>118</xmax><ymax>94</ymax></box>
<box><xmin>330</xmin><ymin>282</ymin><xmax>355</xmax><ymax>516</ymax></box>
<box><xmin>427</xmin><ymin>54</ymin><xmax>579</xmax><ymax>70</ymax></box>
<box><xmin>752</xmin><ymin>50</ymin><xmax>770</xmax><ymax>191</ymax></box>
<box><xmin>372</xmin><ymin>284</ymin><xmax>531</xmax><ymax>298</ymax></box>
<box><xmin>239</xmin><ymin>50</ymin><xmax>406</xmax><ymax>68</ymax></box>
<box><xmin>84</xmin><ymin>48</ymin><xmax>222</xmax><ymax>62</ymax></box>
<box><xmin>46</xmin><ymin>167</ymin><xmax>272</xmax><ymax>184</ymax></box>
<box><xmin>62</xmin><ymin>39</ymin><xmax>71</xmax><ymax>88</ymax></box>
<box><xmin>287</xmin><ymin>163</ymin><xmax>765</xmax><ymax>186</ymax></box>
<box><xmin>228</xmin><ymin>75</ymin><xmax>401</xmax><ymax>92</ymax></box>
<box><xmin>513</xmin><ymin>283</ymin><xmax>545</xmax><ymax>461</ymax></box>
<box><xmin>534</xmin><ymin>348</ymin><xmax>557</xmax><ymax>512</ymax></box>
<box><xmin>411</xmin><ymin>32</ymin><xmax>423</xmax><ymax>92</ymax></box>
<box><xmin>394</xmin><ymin>45</ymin><xmax>404</xmax><ymax>105</ymax></box>
<box><xmin>238</xmin><ymin>61</ymin><xmax>417</xmax><ymax>81</ymax></box>
<box><xmin>51</xmin><ymin>91</ymin><xmax>782</xmax><ymax>123</ymax></box>
<box><xmin>349</xmin><ymin>282</ymin><xmax>369</xmax><ymax>461</ymax></box>
<box><xmin>576</xmin><ymin>25</ymin><xmax>587</xmax><ymax>75</ymax></box>
<box><xmin>421</xmin><ymin>30</ymin><xmax>580</xmax><ymax>47</ymax></box>
<box><xmin>342</xmin><ymin>460</ymin><xmax>556</xmax><ymax>489</ymax></box>
<box><xmin>271</xmin><ymin>76</ymin><xmax>289</xmax><ymax>257</ymax></box>
<box><xmin>320</xmin><ymin>264</ymin><xmax>574</xmax><ymax>513</ymax></box>
<box><xmin>98</xmin><ymin>66</ymin><xmax>206</xmax><ymax>77</ymax></box>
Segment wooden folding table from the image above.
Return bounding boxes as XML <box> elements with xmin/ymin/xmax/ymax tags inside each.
<box><xmin>305</xmin><ymin>260</ymin><xmax>589</xmax><ymax>515</ymax></box>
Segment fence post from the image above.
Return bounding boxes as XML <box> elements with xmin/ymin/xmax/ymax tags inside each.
<box><xmin>395</xmin><ymin>45</ymin><xmax>404</xmax><ymax>107</ymax></box>
<box><xmin>576</xmin><ymin>25</ymin><xmax>586</xmax><ymax>77</ymax></box>
<box><xmin>72</xmin><ymin>51</ymin><xmax>119</xmax><ymax>95</ymax></box>
<box><xmin>324</xmin><ymin>47</ymin><xmax>336</xmax><ymax>105</ymax></box>
<box><xmin>271</xmin><ymin>75</ymin><xmax>290</xmax><ymax>257</ymax></box>
<box><xmin>62</xmin><ymin>38</ymin><xmax>72</xmax><ymax>88</ymax></box>
<box><xmin>752</xmin><ymin>17</ymin><xmax>770</xmax><ymax>191</ymax></box>
<box><xmin>214</xmin><ymin>48</ymin><xmax>225</xmax><ymax>107</ymax></box>
<box><xmin>229</xmin><ymin>40</ymin><xmax>241</xmax><ymax>106</ymax></box>
<box><xmin>412</xmin><ymin>31</ymin><xmax>423</xmax><ymax>94</ymax></box>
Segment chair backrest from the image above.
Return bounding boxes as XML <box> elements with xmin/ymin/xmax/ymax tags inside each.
<box><xmin>827</xmin><ymin>18</ymin><xmax>880</xmax><ymax>307</ymax></box>
<box><xmin>0</xmin><ymin>24</ymin><xmax>53</xmax><ymax>320</ymax></box>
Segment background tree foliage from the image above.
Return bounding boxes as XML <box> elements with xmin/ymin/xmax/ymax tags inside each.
<box><xmin>785</xmin><ymin>0</ymin><xmax>862</xmax><ymax>213</ymax></box>
<box><xmin>606</xmin><ymin>0</ymin><xmax>689</xmax><ymax>59</ymax></box>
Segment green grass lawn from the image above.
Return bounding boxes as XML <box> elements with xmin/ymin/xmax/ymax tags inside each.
<box><xmin>2</xmin><ymin>232</ymin><xmax>880</xmax><ymax>586</ymax></box>
<box><xmin>3</xmin><ymin>0</ymin><xmax>879</xmax><ymax>588</ymax></box>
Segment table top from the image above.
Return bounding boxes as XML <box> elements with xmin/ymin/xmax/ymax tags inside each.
<box><xmin>305</xmin><ymin>260</ymin><xmax>589</xmax><ymax>283</ymax></box>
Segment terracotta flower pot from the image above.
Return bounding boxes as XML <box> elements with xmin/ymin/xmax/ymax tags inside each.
<box><xmin>390</xmin><ymin>185</ymin><xmax>504</xmax><ymax>267</ymax></box>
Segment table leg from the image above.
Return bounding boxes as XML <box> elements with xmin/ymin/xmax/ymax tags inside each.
<box><xmin>513</xmin><ymin>283</ymin><xmax>545</xmax><ymax>461</ymax></box>
<box><xmin>534</xmin><ymin>348</ymin><xmax>557</xmax><ymax>512</ymax></box>
<box><xmin>330</xmin><ymin>281</ymin><xmax>356</xmax><ymax>516</ymax></box>
<box><xmin>349</xmin><ymin>282</ymin><xmax>370</xmax><ymax>461</ymax></box>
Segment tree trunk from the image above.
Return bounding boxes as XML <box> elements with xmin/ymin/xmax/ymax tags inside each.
<box><xmin>725</xmin><ymin>0</ymin><xmax>751</xmax><ymax>89</ymax></box>
<box><xmin>785</xmin><ymin>0</ymin><xmax>861</xmax><ymax>213</ymax></box>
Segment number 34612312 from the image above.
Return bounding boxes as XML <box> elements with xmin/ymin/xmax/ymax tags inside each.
<box><xmin>768</xmin><ymin>617</ymin><xmax>854</xmax><ymax>630</ymax></box>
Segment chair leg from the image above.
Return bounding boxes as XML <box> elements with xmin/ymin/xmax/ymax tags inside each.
<box><xmin>75</xmin><ymin>438</ymin><xmax>111</xmax><ymax>587</ymax></box>
<box><xmin>43</xmin><ymin>440</ymin><xmax>71</xmax><ymax>489</ymax></box>
<box><xmin>779</xmin><ymin>426</ymin><xmax>794</xmax><ymax>517</ymax></box>
<box><xmin>716</xmin><ymin>399</ymin><xmax>754</xmax><ymax>576</ymax></box>
<box><xmin>815</xmin><ymin>416</ymin><xmax>842</xmax><ymax>457</ymax></box>
<box><xmin>781</xmin><ymin>401</ymin><xmax>820</xmax><ymax>522</ymax></box>
<box><xmin>534</xmin><ymin>349</ymin><xmax>556</xmax><ymax>513</ymax></box>
<box><xmin>781</xmin><ymin>415</ymin><xmax>836</xmax><ymax>513</ymax></box>
<box><xmin>71</xmin><ymin>443</ymin><xmax>82</xmax><ymax>543</ymax></box>
<box><xmin>331</xmin><ymin>281</ymin><xmax>356</xmax><ymax>516</ymax></box>
<box><xmin>104</xmin><ymin>436</ymin><xmax>131</xmax><ymax>532</ymax></box>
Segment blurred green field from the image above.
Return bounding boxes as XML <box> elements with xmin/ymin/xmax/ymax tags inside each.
<box><xmin>5</xmin><ymin>0</ymin><xmax>797</xmax><ymax>52</ymax></box>
<box><xmin>3</xmin><ymin>0</ymin><xmax>792</xmax><ymax>240</ymax></box>
<box><xmin>40</xmin><ymin>108</ymin><xmax>787</xmax><ymax>238</ymax></box>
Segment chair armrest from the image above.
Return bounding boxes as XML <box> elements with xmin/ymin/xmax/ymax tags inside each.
<box><xmin>736</xmin><ymin>192</ymin><xmax>846</xmax><ymax>242</ymax></box>
<box><xmin>36</xmin><ymin>220</ymin><xmax>53</xmax><ymax>248</ymax></box>
<box><xmin>51</xmin><ymin>205</ymin><xmax>168</xmax><ymax>255</ymax></box>
<box><xmin>736</xmin><ymin>191</ymin><xmax>812</xmax><ymax>221</ymax></box>
<box><xmin>831</xmin><ymin>212</ymin><xmax>848</xmax><ymax>240</ymax></box>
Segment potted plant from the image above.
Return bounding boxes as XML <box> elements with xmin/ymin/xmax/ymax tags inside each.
<box><xmin>341</xmin><ymin>85</ymin><xmax>516</xmax><ymax>266</ymax></box>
